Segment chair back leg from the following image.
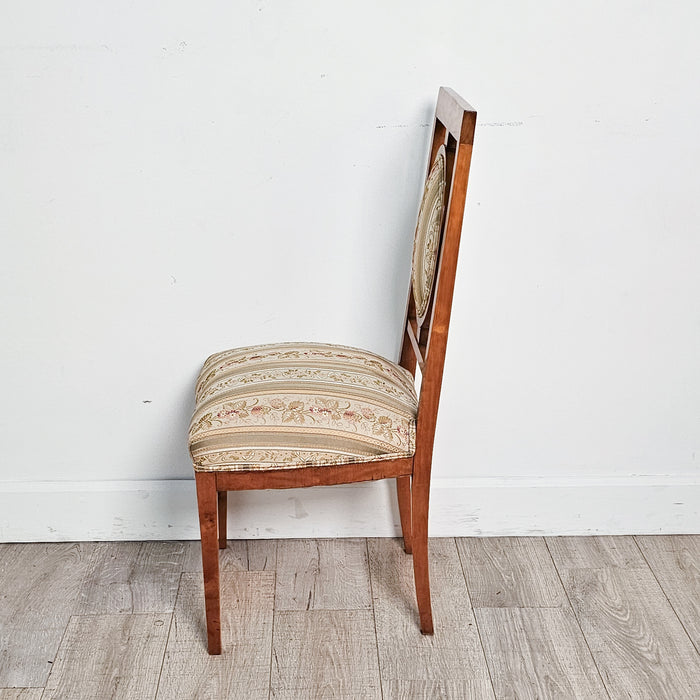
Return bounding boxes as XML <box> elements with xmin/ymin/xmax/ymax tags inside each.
<box><xmin>195</xmin><ymin>472</ymin><xmax>222</xmax><ymax>654</ymax></box>
<box><xmin>411</xmin><ymin>478</ymin><xmax>434</xmax><ymax>634</ymax></box>
<box><xmin>396</xmin><ymin>476</ymin><xmax>413</xmax><ymax>553</ymax></box>
<box><xmin>217</xmin><ymin>491</ymin><xmax>228</xmax><ymax>549</ymax></box>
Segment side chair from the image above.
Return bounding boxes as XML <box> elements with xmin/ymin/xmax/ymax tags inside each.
<box><xmin>188</xmin><ymin>87</ymin><xmax>476</xmax><ymax>654</ymax></box>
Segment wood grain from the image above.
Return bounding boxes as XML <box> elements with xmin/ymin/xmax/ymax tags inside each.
<box><xmin>436</xmin><ymin>86</ymin><xmax>477</xmax><ymax>143</ymax></box>
<box><xmin>217</xmin><ymin>491</ymin><xmax>227</xmax><ymax>549</ymax></box>
<box><xmin>636</xmin><ymin>535</ymin><xmax>700</xmax><ymax>653</ymax></box>
<box><xmin>395</xmin><ymin>476</ymin><xmax>412</xmax><ymax>553</ymax></box>
<box><xmin>0</xmin><ymin>690</ymin><xmax>43</xmax><ymax>700</ymax></box>
<box><xmin>560</xmin><ymin>565</ymin><xmax>700</xmax><ymax>699</ymax></box>
<box><xmin>77</xmin><ymin>541</ymin><xmax>184</xmax><ymax>614</ymax></box>
<box><xmin>270</xmin><ymin>610</ymin><xmax>381</xmax><ymax>699</ymax></box>
<box><xmin>181</xmin><ymin>539</ymin><xmax>277</xmax><ymax>573</ymax></box>
<box><xmin>180</xmin><ymin>539</ymin><xmax>250</xmax><ymax>573</ymax></box>
<box><xmin>213</xmin><ymin>458</ymin><xmax>412</xmax><ymax>491</ymax></box>
<box><xmin>247</xmin><ymin>539</ymin><xmax>277</xmax><ymax>571</ymax></box>
<box><xmin>476</xmin><ymin>607</ymin><xmax>607</xmax><ymax>699</ymax></box>
<box><xmin>156</xmin><ymin>572</ymin><xmax>274</xmax><ymax>699</ymax></box>
<box><xmin>382</xmin><ymin>680</ymin><xmax>493</xmax><ymax>700</ymax></box>
<box><xmin>274</xmin><ymin>539</ymin><xmax>371</xmax><ymax>611</ymax></box>
<box><xmin>368</xmin><ymin>538</ymin><xmax>493</xmax><ymax>697</ymax></box>
<box><xmin>195</xmin><ymin>471</ymin><xmax>222</xmax><ymax>654</ymax></box>
<box><xmin>546</xmin><ymin>535</ymin><xmax>647</xmax><ymax>570</ymax></box>
<box><xmin>0</xmin><ymin>543</ymin><xmax>96</xmax><ymax>687</ymax></box>
<box><xmin>456</xmin><ymin>537</ymin><xmax>568</xmax><ymax>608</ymax></box>
<box><xmin>43</xmin><ymin>614</ymin><xmax>170</xmax><ymax>700</ymax></box>
<box><xmin>2</xmin><ymin>536</ymin><xmax>695</xmax><ymax>697</ymax></box>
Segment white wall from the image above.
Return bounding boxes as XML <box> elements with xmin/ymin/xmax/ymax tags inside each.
<box><xmin>1</xmin><ymin>1</ymin><xmax>698</xmax><ymax>540</ymax></box>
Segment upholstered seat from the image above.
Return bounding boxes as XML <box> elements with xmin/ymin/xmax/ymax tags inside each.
<box><xmin>189</xmin><ymin>342</ymin><xmax>418</xmax><ymax>471</ymax></box>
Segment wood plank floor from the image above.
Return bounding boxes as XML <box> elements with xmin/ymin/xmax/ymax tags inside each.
<box><xmin>0</xmin><ymin>536</ymin><xmax>698</xmax><ymax>699</ymax></box>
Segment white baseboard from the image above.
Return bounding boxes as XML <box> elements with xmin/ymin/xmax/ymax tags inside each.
<box><xmin>1</xmin><ymin>474</ymin><xmax>698</xmax><ymax>542</ymax></box>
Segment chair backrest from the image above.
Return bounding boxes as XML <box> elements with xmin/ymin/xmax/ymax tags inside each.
<box><xmin>400</xmin><ymin>87</ymin><xmax>476</xmax><ymax>481</ymax></box>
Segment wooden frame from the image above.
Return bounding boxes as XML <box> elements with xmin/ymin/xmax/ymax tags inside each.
<box><xmin>195</xmin><ymin>87</ymin><xmax>476</xmax><ymax>654</ymax></box>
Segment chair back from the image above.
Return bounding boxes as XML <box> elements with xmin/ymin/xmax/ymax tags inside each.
<box><xmin>400</xmin><ymin>87</ymin><xmax>476</xmax><ymax>481</ymax></box>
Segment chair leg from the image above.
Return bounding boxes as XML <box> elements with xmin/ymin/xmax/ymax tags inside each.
<box><xmin>195</xmin><ymin>472</ymin><xmax>222</xmax><ymax>654</ymax></box>
<box><xmin>218</xmin><ymin>491</ymin><xmax>227</xmax><ymax>549</ymax></box>
<box><xmin>411</xmin><ymin>479</ymin><xmax>434</xmax><ymax>634</ymax></box>
<box><xmin>396</xmin><ymin>476</ymin><xmax>412</xmax><ymax>553</ymax></box>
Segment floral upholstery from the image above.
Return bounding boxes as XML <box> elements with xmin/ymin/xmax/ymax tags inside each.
<box><xmin>189</xmin><ymin>342</ymin><xmax>418</xmax><ymax>471</ymax></box>
<box><xmin>411</xmin><ymin>145</ymin><xmax>447</xmax><ymax>318</ymax></box>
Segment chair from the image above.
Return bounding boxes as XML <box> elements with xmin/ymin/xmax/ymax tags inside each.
<box><xmin>189</xmin><ymin>87</ymin><xmax>476</xmax><ymax>654</ymax></box>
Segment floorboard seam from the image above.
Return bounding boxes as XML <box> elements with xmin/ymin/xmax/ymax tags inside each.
<box><xmin>365</xmin><ymin>537</ymin><xmax>385</xmax><ymax>700</ymax></box>
<box><xmin>151</xmin><ymin>573</ymin><xmax>180</xmax><ymax>700</ymax></box>
<box><xmin>632</xmin><ymin>535</ymin><xmax>700</xmax><ymax>658</ymax></box>
<box><xmin>41</xmin><ymin>603</ymin><xmax>75</xmax><ymax>694</ymax></box>
<box><xmin>543</xmin><ymin>537</ymin><xmax>612</xmax><ymax>700</ymax></box>
<box><xmin>268</xmin><ymin>571</ymin><xmax>278</xmax><ymax>700</ymax></box>
<box><xmin>454</xmin><ymin>537</ymin><xmax>498</xmax><ymax>699</ymax></box>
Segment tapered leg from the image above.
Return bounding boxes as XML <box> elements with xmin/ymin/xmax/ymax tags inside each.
<box><xmin>396</xmin><ymin>476</ymin><xmax>413</xmax><ymax>553</ymax></box>
<box><xmin>411</xmin><ymin>479</ymin><xmax>433</xmax><ymax>634</ymax></box>
<box><xmin>195</xmin><ymin>471</ymin><xmax>222</xmax><ymax>654</ymax></box>
<box><xmin>218</xmin><ymin>491</ymin><xmax>227</xmax><ymax>549</ymax></box>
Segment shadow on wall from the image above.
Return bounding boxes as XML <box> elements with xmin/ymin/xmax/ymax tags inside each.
<box><xmin>152</xmin><ymin>367</ymin><xmax>200</xmax><ymax>480</ymax></box>
<box><xmin>352</xmin><ymin>98</ymin><xmax>436</xmax><ymax>361</ymax></box>
<box><xmin>222</xmin><ymin>479</ymin><xmax>403</xmax><ymax>539</ymax></box>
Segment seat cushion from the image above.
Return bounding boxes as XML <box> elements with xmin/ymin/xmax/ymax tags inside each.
<box><xmin>189</xmin><ymin>342</ymin><xmax>418</xmax><ymax>471</ymax></box>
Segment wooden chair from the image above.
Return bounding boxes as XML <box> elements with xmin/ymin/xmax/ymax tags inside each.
<box><xmin>189</xmin><ymin>87</ymin><xmax>476</xmax><ymax>654</ymax></box>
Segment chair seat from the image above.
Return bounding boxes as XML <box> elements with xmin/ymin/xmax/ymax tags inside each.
<box><xmin>188</xmin><ymin>342</ymin><xmax>418</xmax><ymax>471</ymax></box>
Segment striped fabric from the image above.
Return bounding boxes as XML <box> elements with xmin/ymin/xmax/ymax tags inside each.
<box><xmin>189</xmin><ymin>342</ymin><xmax>418</xmax><ymax>471</ymax></box>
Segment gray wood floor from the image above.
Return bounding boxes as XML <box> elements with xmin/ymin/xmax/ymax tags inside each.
<box><xmin>0</xmin><ymin>536</ymin><xmax>698</xmax><ymax>699</ymax></box>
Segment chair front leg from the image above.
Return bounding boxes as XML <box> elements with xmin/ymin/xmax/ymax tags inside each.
<box><xmin>195</xmin><ymin>471</ymin><xmax>222</xmax><ymax>654</ymax></box>
<box><xmin>411</xmin><ymin>478</ymin><xmax>434</xmax><ymax>634</ymax></box>
<box><xmin>396</xmin><ymin>475</ymin><xmax>413</xmax><ymax>553</ymax></box>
